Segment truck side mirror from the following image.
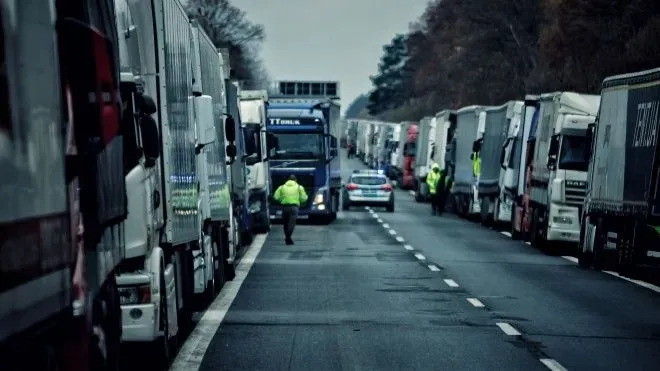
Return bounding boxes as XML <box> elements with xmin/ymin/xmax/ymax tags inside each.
<box><xmin>226</xmin><ymin>143</ymin><xmax>237</xmax><ymax>164</ymax></box>
<box><xmin>585</xmin><ymin>123</ymin><xmax>596</xmax><ymax>162</ymax></box>
<box><xmin>225</xmin><ymin>115</ymin><xmax>236</xmax><ymax>142</ymax></box>
<box><xmin>500</xmin><ymin>146</ymin><xmax>507</xmax><ymax>169</ymax></box>
<box><xmin>138</xmin><ymin>94</ymin><xmax>159</xmax><ymax>168</ymax></box>
<box><xmin>547</xmin><ymin>134</ymin><xmax>560</xmax><ymax>170</ymax></box>
<box><xmin>141</xmin><ymin>94</ymin><xmax>157</xmax><ymax>115</ymax></box>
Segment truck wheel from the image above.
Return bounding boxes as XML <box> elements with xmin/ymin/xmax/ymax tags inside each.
<box><xmin>152</xmin><ymin>269</ymin><xmax>172</xmax><ymax>369</ymax></box>
<box><xmin>342</xmin><ymin>201</ymin><xmax>350</xmax><ymax>210</ymax></box>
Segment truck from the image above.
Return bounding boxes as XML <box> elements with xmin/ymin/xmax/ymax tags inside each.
<box><xmin>476</xmin><ymin>104</ymin><xmax>509</xmax><ymax>225</ymax></box>
<box><xmin>508</xmin><ymin>97</ymin><xmax>538</xmax><ymax>239</ymax></box>
<box><xmin>1</xmin><ymin>0</ymin><xmax>124</xmax><ymax>369</ymax></box>
<box><xmin>391</xmin><ymin>122</ymin><xmax>418</xmax><ymax>189</ymax></box>
<box><xmin>239</xmin><ymin>90</ymin><xmax>272</xmax><ymax>233</ymax></box>
<box><xmin>266</xmin><ymin>81</ymin><xmax>341</xmax><ymax>223</ymax></box>
<box><xmin>113</xmin><ymin>1</ymin><xmax>236</xmax><ymax>366</ymax></box>
<box><xmin>528</xmin><ymin>92</ymin><xmax>600</xmax><ymax>250</ymax></box>
<box><xmin>452</xmin><ymin>106</ymin><xmax>486</xmax><ymax>218</ymax></box>
<box><xmin>413</xmin><ymin>116</ymin><xmax>435</xmax><ymax>202</ymax></box>
<box><xmin>579</xmin><ymin>67</ymin><xmax>660</xmax><ymax>278</ymax></box>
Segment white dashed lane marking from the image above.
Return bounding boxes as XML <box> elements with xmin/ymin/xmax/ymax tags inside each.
<box><xmin>382</xmin><ymin>223</ymin><xmax>390</xmax><ymax>229</ymax></box>
<box><xmin>414</xmin><ymin>253</ymin><xmax>426</xmax><ymax>261</ymax></box>
<box><xmin>467</xmin><ymin>298</ymin><xmax>485</xmax><ymax>308</ymax></box>
<box><xmin>395</xmin><ymin>236</ymin><xmax>404</xmax><ymax>242</ymax></box>
<box><xmin>377</xmin><ymin>218</ymin><xmax>383</xmax><ymax>223</ymax></box>
<box><xmin>496</xmin><ymin>322</ymin><xmax>521</xmax><ymax>336</ymax></box>
<box><xmin>562</xmin><ymin>256</ymin><xmax>578</xmax><ymax>264</ymax></box>
<box><xmin>403</xmin><ymin>244</ymin><xmax>414</xmax><ymax>251</ymax></box>
<box><xmin>539</xmin><ymin>358</ymin><xmax>568</xmax><ymax>371</ymax></box>
<box><xmin>428</xmin><ymin>264</ymin><xmax>440</xmax><ymax>272</ymax></box>
<box><xmin>500</xmin><ymin>231</ymin><xmax>512</xmax><ymax>237</ymax></box>
<box><xmin>388</xmin><ymin>229</ymin><xmax>397</xmax><ymax>235</ymax></box>
<box><xmin>408</xmin><ymin>190</ymin><xmax>415</xmax><ymax>196</ymax></box>
<box><xmin>443</xmin><ymin>279</ymin><xmax>459</xmax><ymax>288</ymax></box>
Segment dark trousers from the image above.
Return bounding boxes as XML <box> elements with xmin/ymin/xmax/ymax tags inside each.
<box><xmin>281</xmin><ymin>205</ymin><xmax>299</xmax><ymax>239</ymax></box>
<box><xmin>430</xmin><ymin>192</ymin><xmax>440</xmax><ymax>214</ymax></box>
<box><xmin>438</xmin><ymin>189</ymin><xmax>449</xmax><ymax>213</ymax></box>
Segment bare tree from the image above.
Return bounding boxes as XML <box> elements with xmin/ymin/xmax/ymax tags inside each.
<box><xmin>186</xmin><ymin>0</ymin><xmax>269</xmax><ymax>88</ymax></box>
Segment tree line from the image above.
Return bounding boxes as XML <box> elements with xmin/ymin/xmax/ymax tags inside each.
<box><xmin>358</xmin><ymin>0</ymin><xmax>660</xmax><ymax>121</ymax></box>
<box><xmin>186</xmin><ymin>0</ymin><xmax>269</xmax><ymax>89</ymax></box>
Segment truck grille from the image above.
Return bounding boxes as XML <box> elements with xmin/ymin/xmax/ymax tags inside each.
<box><xmin>564</xmin><ymin>180</ymin><xmax>587</xmax><ymax>209</ymax></box>
<box><xmin>270</xmin><ymin>173</ymin><xmax>316</xmax><ymax>208</ymax></box>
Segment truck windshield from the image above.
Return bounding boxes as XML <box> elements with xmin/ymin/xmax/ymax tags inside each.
<box><xmin>267</xmin><ymin>132</ymin><xmax>324</xmax><ymax>160</ymax></box>
<box><xmin>558</xmin><ymin>135</ymin><xmax>588</xmax><ymax>171</ymax></box>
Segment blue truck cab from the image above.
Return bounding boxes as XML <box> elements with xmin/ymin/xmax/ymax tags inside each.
<box><xmin>266</xmin><ymin>81</ymin><xmax>342</xmax><ymax>223</ymax></box>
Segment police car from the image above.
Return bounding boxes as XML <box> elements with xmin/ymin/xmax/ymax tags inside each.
<box><xmin>342</xmin><ymin>169</ymin><xmax>395</xmax><ymax>212</ymax></box>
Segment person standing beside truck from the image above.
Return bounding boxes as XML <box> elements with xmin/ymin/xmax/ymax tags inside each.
<box><xmin>427</xmin><ymin>163</ymin><xmax>442</xmax><ymax>215</ymax></box>
<box><xmin>273</xmin><ymin>175</ymin><xmax>309</xmax><ymax>245</ymax></box>
<box><xmin>437</xmin><ymin>168</ymin><xmax>452</xmax><ymax>215</ymax></box>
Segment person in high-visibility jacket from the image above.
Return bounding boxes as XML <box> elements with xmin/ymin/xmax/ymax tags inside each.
<box><xmin>472</xmin><ymin>151</ymin><xmax>481</xmax><ymax>179</ymax></box>
<box><xmin>438</xmin><ymin>168</ymin><xmax>452</xmax><ymax>215</ymax></box>
<box><xmin>273</xmin><ymin>175</ymin><xmax>309</xmax><ymax>245</ymax></box>
<box><xmin>426</xmin><ymin>163</ymin><xmax>442</xmax><ymax>215</ymax></box>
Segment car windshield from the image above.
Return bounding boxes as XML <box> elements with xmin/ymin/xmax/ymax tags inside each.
<box><xmin>266</xmin><ymin>132</ymin><xmax>324</xmax><ymax>160</ymax></box>
<box><xmin>351</xmin><ymin>176</ymin><xmax>387</xmax><ymax>185</ymax></box>
<box><xmin>558</xmin><ymin>134</ymin><xmax>588</xmax><ymax>171</ymax></box>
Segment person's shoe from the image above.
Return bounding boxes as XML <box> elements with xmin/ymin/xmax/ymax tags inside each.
<box><xmin>285</xmin><ymin>237</ymin><xmax>294</xmax><ymax>245</ymax></box>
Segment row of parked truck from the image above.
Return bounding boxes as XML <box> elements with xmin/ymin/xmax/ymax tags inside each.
<box><xmin>343</xmin><ymin>66</ymin><xmax>660</xmax><ymax>280</ymax></box>
<box><xmin>0</xmin><ymin>1</ymin><xmax>342</xmax><ymax>370</ymax></box>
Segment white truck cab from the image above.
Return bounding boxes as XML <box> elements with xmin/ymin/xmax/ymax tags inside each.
<box><xmin>494</xmin><ymin>101</ymin><xmax>524</xmax><ymax>225</ymax></box>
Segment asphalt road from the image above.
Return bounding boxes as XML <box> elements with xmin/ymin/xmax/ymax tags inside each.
<box><xmin>175</xmin><ymin>156</ymin><xmax>660</xmax><ymax>371</ymax></box>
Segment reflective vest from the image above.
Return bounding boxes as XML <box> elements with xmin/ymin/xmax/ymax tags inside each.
<box><xmin>427</xmin><ymin>166</ymin><xmax>441</xmax><ymax>194</ymax></box>
<box><xmin>472</xmin><ymin>152</ymin><xmax>481</xmax><ymax>177</ymax></box>
<box><xmin>274</xmin><ymin>180</ymin><xmax>309</xmax><ymax>206</ymax></box>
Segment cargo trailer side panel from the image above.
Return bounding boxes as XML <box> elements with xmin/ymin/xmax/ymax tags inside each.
<box><xmin>454</xmin><ymin>108</ymin><xmax>480</xmax><ymax>193</ymax></box>
<box><xmin>161</xmin><ymin>0</ymin><xmax>199</xmax><ymax>244</ymax></box>
<box><xmin>197</xmin><ymin>26</ymin><xmax>230</xmax><ymax>221</ymax></box>
<box><xmin>479</xmin><ymin>105</ymin><xmax>508</xmax><ymax>195</ymax></box>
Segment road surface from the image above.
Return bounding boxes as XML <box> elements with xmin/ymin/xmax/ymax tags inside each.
<box><xmin>172</xmin><ymin>156</ymin><xmax>660</xmax><ymax>371</ymax></box>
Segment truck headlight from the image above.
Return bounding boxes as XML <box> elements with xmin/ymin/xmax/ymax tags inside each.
<box><xmin>313</xmin><ymin>194</ymin><xmax>324</xmax><ymax>205</ymax></box>
<box><xmin>118</xmin><ymin>284</ymin><xmax>151</xmax><ymax>305</ymax></box>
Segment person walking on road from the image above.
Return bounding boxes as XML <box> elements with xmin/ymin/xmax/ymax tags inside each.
<box><xmin>273</xmin><ymin>175</ymin><xmax>308</xmax><ymax>245</ymax></box>
<box><xmin>426</xmin><ymin>163</ymin><xmax>442</xmax><ymax>215</ymax></box>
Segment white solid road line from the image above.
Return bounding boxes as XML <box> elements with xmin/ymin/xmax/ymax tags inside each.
<box><xmin>414</xmin><ymin>253</ymin><xmax>426</xmax><ymax>261</ymax></box>
<box><xmin>403</xmin><ymin>244</ymin><xmax>414</xmax><ymax>251</ymax></box>
<box><xmin>443</xmin><ymin>279</ymin><xmax>459</xmax><ymax>287</ymax></box>
<box><xmin>562</xmin><ymin>256</ymin><xmax>579</xmax><ymax>264</ymax></box>
<box><xmin>467</xmin><ymin>298</ymin><xmax>485</xmax><ymax>308</ymax></box>
<box><xmin>540</xmin><ymin>358</ymin><xmax>568</xmax><ymax>371</ymax></box>
<box><xmin>496</xmin><ymin>322</ymin><xmax>522</xmax><ymax>336</ymax></box>
<box><xmin>428</xmin><ymin>264</ymin><xmax>440</xmax><ymax>272</ymax></box>
<box><xmin>170</xmin><ymin>234</ymin><xmax>267</xmax><ymax>371</ymax></box>
<box><xmin>395</xmin><ymin>236</ymin><xmax>405</xmax><ymax>242</ymax></box>
<box><xmin>382</xmin><ymin>223</ymin><xmax>390</xmax><ymax>229</ymax></box>
<box><xmin>388</xmin><ymin>229</ymin><xmax>397</xmax><ymax>235</ymax></box>
<box><xmin>500</xmin><ymin>231</ymin><xmax>512</xmax><ymax>237</ymax></box>
<box><xmin>603</xmin><ymin>270</ymin><xmax>660</xmax><ymax>293</ymax></box>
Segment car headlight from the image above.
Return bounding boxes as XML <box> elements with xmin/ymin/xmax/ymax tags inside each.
<box><xmin>313</xmin><ymin>194</ymin><xmax>324</xmax><ymax>205</ymax></box>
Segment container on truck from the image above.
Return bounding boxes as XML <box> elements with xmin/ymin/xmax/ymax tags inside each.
<box><xmin>266</xmin><ymin>80</ymin><xmax>341</xmax><ymax>223</ymax></box>
<box><xmin>452</xmin><ymin>106</ymin><xmax>486</xmax><ymax>217</ymax></box>
<box><xmin>579</xmin><ymin>68</ymin><xmax>660</xmax><ymax>277</ymax></box>
<box><xmin>239</xmin><ymin>90</ymin><xmax>272</xmax><ymax>233</ymax></box>
<box><xmin>528</xmin><ymin>92</ymin><xmax>600</xmax><ymax>250</ymax></box>
<box><xmin>476</xmin><ymin>104</ymin><xmax>509</xmax><ymax>224</ymax></box>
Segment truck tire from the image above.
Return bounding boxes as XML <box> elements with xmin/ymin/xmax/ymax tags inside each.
<box><xmin>151</xmin><ymin>268</ymin><xmax>173</xmax><ymax>370</ymax></box>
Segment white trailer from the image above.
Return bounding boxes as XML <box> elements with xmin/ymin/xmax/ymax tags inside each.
<box><xmin>493</xmin><ymin>101</ymin><xmax>524</xmax><ymax>226</ymax></box>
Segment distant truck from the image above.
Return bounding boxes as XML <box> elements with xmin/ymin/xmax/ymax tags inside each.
<box><xmin>493</xmin><ymin>101</ymin><xmax>525</xmax><ymax>227</ymax></box>
<box><xmin>452</xmin><ymin>106</ymin><xmax>486</xmax><ymax>218</ymax></box>
<box><xmin>266</xmin><ymin>81</ymin><xmax>341</xmax><ymax>223</ymax></box>
<box><xmin>414</xmin><ymin>116</ymin><xmax>435</xmax><ymax>202</ymax></box>
<box><xmin>579</xmin><ymin>67</ymin><xmax>660</xmax><ymax>277</ymax></box>
<box><xmin>239</xmin><ymin>90</ymin><xmax>271</xmax><ymax>233</ymax></box>
<box><xmin>512</xmin><ymin>95</ymin><xmax>541</xmax><ymax>240</ymax></box>
<box><xmin>528</xmin><ymin>92</ymin><xmax>600</xmax><ymax>250</ymax></box>
<box><xmin>477</xmin><ymin>104</ymin><xmax>510</xmax><ymax>225</ymax></box>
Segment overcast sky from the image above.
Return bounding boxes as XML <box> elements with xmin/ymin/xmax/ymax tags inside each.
<box><xmin>236</xmin><ymin>0</ymin><xmax>430</xmax><ymax>115</ymax></box>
